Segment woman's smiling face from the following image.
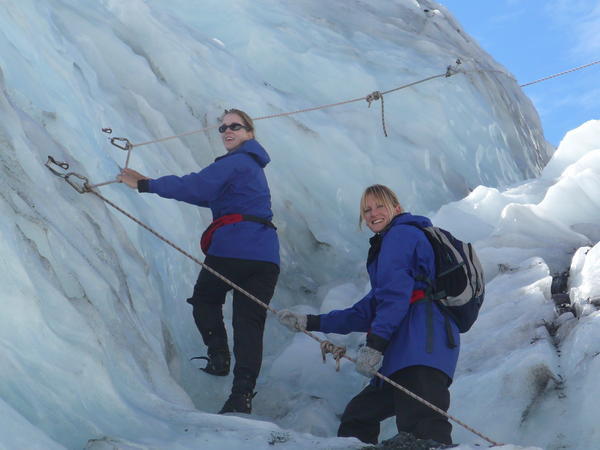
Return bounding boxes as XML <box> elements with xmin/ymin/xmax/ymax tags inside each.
<box><xmin>220</xmin><ymin>112</ymin><xmax>254</xmax><ymax>151</ymax></box>
<box><xmin>362</xmin><ymin>194</ymin><xmax>401</xmax><ymax>233</ymax></box>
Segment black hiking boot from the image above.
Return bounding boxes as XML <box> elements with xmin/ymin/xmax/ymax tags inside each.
<box><xmin>218</xmin><ymin>391</ymin><xmax>256</xmax><ymax>414</ymax></box>
<box><xmin>191</xmin><ymin>349</ymin><xmax>230</xmax><ymax>376</ymax></box>
<box><xmin>219</xmin><ymin>375</ymin><xmax>256</xmax><ymax>414</ymax></box>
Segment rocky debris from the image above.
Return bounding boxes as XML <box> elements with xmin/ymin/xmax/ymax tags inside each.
<box><xmin>360</xmin><ymin>432</ymin><xmax>455</xmax><ymax>450</ymax></box>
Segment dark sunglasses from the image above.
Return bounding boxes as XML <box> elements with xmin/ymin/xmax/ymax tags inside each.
<box><xmin>218</xmin><ymin>122</ymin><xmax>251</xmax><ymax>133</ymax></box>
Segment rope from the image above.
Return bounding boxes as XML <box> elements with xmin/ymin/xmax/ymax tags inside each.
<box><xmin>100</xmin><ymin>58</ymin><xmax>600</xmax><ymax>156</ymax></box>
<box><xmin>125</xmin><ymin>68</ymin><xmax>455</xmax><ymax>149</ymax></box>
<box><xmin>90</xmin><ymin>58</ymin><xmax>599</xmax><ymax>191</ymax></box>
<box><xmin>320</xmin><ymin>340</ymin><xmax>346</xmax><ymax>371</ymax></box>
<box><xmin>92</xmin><ymin>65</ymin><xmax>460</xmax><ymax>188</ymax></box>
<box><xmin>373</xmin><ymin>370</ymin><xmax>502</xmax><ymax>445</ymax></box>
<box><xmin>520</xmin><ymin>60</ymin><xmax>600</xmax><ymax>87</ymax></box>
<box><xmin>366</xmin><ymin>91</ymin><xmax>387</xmax><ymax>137</ymax></box>
<box><xmin>89</xmin><ymin>188</ymin><xmax>278</xmax><ymax>313</ymax></box>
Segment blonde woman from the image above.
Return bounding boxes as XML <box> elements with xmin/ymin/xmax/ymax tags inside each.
<box><xmin>278</xmin><ymin>184</ymin><xmax>458</xmax><ymax>445</ymax></box>
<box><xmin>120</xmin><ymin>109</ymin><xmax>279</xmax><ymax>415</ymax></box>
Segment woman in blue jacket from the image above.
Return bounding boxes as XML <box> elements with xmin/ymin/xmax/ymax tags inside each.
<box><xmin>278</xmin><ymin>184</ymin><xmax>458</xmax><ymax>445</ymax></box>
<box><xmin>119</xmin><ymin>109</ymin><xmax>279</xmax><ymax>415</ymax></box>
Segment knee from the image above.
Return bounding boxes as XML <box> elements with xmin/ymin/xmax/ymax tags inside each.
<box><xmin>187</xmin><ymin>289</ymin><xmax>225</xmax><ymax>308</ymax></box>
<box><xmin>190</xmin><ymin>299</ymin><xmax>225</xmax><ymax>328</ymax></box>
<box><xmin>234</xmin><ymin>298</ymin><xmax>267</xmax><ymax>324</ymax></box>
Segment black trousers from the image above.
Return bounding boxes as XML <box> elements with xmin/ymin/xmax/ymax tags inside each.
<box><xmin>187</xmin><ymin>255</ymin><xmax>279</xmax><ymax>391</ymax></box>
<box><xmin>338</xmin><ymin>365</ymin><xmax>452</xmax><ymax>445</ymax></box>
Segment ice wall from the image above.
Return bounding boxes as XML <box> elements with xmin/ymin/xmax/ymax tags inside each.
<box><xmin>0</xmin><ymin>1</ymin><xmax>551</xmax><ymax>448</ymax></box>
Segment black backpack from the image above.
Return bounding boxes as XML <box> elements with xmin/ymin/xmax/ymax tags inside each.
<box><xmin>412</xmin><ymin>225</ymin><xmax>485</xmax><ymax>333</ymax></box>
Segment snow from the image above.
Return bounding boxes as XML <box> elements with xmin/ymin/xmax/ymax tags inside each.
<box><xmin>432</xmin><ymin>120</ymin><xmax>600</xmax><ymax>449</ymax></box>
<box><xmin>0</xmin><ymin>0</ymin><xmax>598</xmax><ymax>449</ymax></box>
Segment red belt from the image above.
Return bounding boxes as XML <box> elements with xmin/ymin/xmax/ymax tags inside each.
<box><xmin>410</xmin><ymin>289</ymin><xmax>426</xmax><ymax>304</ymax></box>
<box><xmin>200</xmin><ymin>214</ymin><xmax>276</xmax><ymax>255</ymax></box>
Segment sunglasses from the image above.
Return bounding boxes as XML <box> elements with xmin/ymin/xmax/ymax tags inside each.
<box><xmin>218</xmin><ymin>123</ymin><xmax>251</xmax><ymax>133</ymax></box>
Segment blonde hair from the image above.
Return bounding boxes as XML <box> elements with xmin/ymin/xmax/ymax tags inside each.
<box><xmin>359</xmin><ymin>184</ymin><xmax>404</xmax><ymax>228</ymax></box>
<box><xmin>221</xmin><ymin>108</ymin><xmax>255</xmax><ymax>138</ymax></box>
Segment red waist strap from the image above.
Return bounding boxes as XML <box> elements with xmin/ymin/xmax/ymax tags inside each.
<box><xmin>410</xmin><ymin>289</ymin><xmax>426</xmax><ymax>304</ymax></box>
<box><xmin>366</xmin><ymin>290</ymin><xmax>428</xmax><ymax>337</ymax></box>
<box><xmin>200</xmin><ymin>213</ymin><xmax>275</xmax><ymax>255</ymax></box>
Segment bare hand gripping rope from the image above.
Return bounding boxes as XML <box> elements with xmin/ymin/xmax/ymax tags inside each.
<box><xmin>44</xmin><ymin>155</ymin><xmax>503</xmax><ymax>446</ymax></box>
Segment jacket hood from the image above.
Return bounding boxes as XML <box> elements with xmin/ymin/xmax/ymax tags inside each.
<box><xmin>367</xmin><ymin>212</ymin><xmax>432</xmax><ymax>264</ymax></box>
<box><xmin>390</xmin><ymin>212</ymin><xmax>432</xmax><ymax>229</ymax></box>
<box><xmin>216</xmin><ymin>139</ymin><xmax>270</xmax><ymax>168</ymax></box>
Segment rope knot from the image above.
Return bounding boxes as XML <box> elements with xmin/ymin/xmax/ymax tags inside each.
<box><xmin>365</xmin><ymin>90</ymin><xmax>382</xmax><ymax>107</ymax></box>
<box><xmin>365</xmin><ymin>91</ymin><xmax>388</xmax><ymax>137</ymax></box>
<box><xmin>320</xmin><ymin>340</ymin><xmax>346</xmax><ymax>371</ymax></box>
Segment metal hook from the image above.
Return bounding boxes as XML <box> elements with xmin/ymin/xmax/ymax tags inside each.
<box><xmin>65</xmin><ymin>172</ymin><xmax>90</xmax><ymax>194</ymax></box>
<box><xmin>45</xmin><ymin>155</ymin><xmax>70</xmax><ymax>177</ymax></box>
<box><xmin>45</xmin><ymin>155</ymin><xmax>90</xmax><ymax>193</ymax></box>
<box><xmin>110</xmin><ymin>137</ymin><xmax>132</xmax><ymax>150</ymax></box>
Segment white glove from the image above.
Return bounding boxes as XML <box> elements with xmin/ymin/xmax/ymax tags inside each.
<box><xmin>355</xmin><ymin>346</ymin><xmax>383</xmax><ymax>377</ymax></box>
<box><xmin>277</xmin><ymin>309</ymin><xmax>307</xmax><ymax>332</ymax></box>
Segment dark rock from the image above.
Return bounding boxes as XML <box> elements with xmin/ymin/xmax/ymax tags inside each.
<box><xmin>551</xmin><ymin>271</ymin><xmax>569</xmax><ymax>294</ymax></box>
<box><xmin>551</xmin><ymin>293</ymin><xmax>570</xmax><ymax>306</ymax></box>
<box><xmin>360</xmin><ymin>431</ymin><xmax>455</xmax><ymax>450</ymax></box>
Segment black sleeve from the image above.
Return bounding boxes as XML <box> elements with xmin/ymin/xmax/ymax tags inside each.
<box><xmin>366</xmin><ymin>332</ymin><xmax>389</xmax><ymax>353</ymax></box>
<box><xmin>306</xmin><ymin>314</ymin><xmax>321</xmax><ymax>331</ymax></box>
<box><xmin>137</xmin><ymin>179</ymin><xmax>150</xmax><ymax>193</ymax></box>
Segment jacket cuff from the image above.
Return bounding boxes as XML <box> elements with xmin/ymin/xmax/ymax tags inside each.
<box><xmin>366</xmin><ymin>332</ymin><xmax>389</xmax><ymax>353</ymax></box>
<box><xmin>306</xmin><ymin>314</ymin><xmax>321</xmax><ymax>331</ymax></box>
<box><xmin>137</xmin><ymin>179</ymin><xmax>150</xmax><ymax>193</ymax></box>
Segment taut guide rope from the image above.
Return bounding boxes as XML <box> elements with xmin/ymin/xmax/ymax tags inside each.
<box><xmin>89</xmin><ymin>61</ymin><xmax>464</xmax><ymax>190</ymax></box>
<box><xmin>122</xmin><ymin>58</ymin><xmax>600</xmax><ymax>149</ymax></box>
<box><xmin>90</xmin><ymin>57</ymin><xmax>600</xmax><ymax>190</ymax></box>
<box><xmin>519</xmin><ymin>60</ymin><xmax>600</xmax><ymax>87</ymax></box>
<box><xmin>129</xmin><ymin>63</ymin><xmax>460</xmax><ymax>149</ymax></box>
<box><xmin>44</xmin><ymin>155</ymin><xmax>503</xmax><ymax>446</ymax></box>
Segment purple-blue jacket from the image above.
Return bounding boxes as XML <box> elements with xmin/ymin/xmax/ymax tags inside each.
<box><xmin>307</xmin><ymin>213</ymin><xmax>459</xmax><ymax>382</ymax></box>
<box><xmin>138</xmin><ymin>139</ymin><xmax>279</xmax><ymax>266</ymax></box>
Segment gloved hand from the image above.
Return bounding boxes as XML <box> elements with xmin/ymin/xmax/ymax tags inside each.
<box><xmin>354</xmin><ymin>346</ymin><xmax>383</xmax><ymax>377</ymax></box>
<box><xmin>277</xmin><ymin>309</ymin><xmax>307</xmax><ymax>332</ymax></box>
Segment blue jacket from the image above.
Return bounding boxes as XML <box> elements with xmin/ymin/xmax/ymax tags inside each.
<box><xmin>311</xmin><ymin>213</ymin><xmax>459</xmax><ymax>382</ymax></box>
<box><xmin>142</xmin><ymin>139</ymin><xmax>280</xmax><ymax>265</ymax></box>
